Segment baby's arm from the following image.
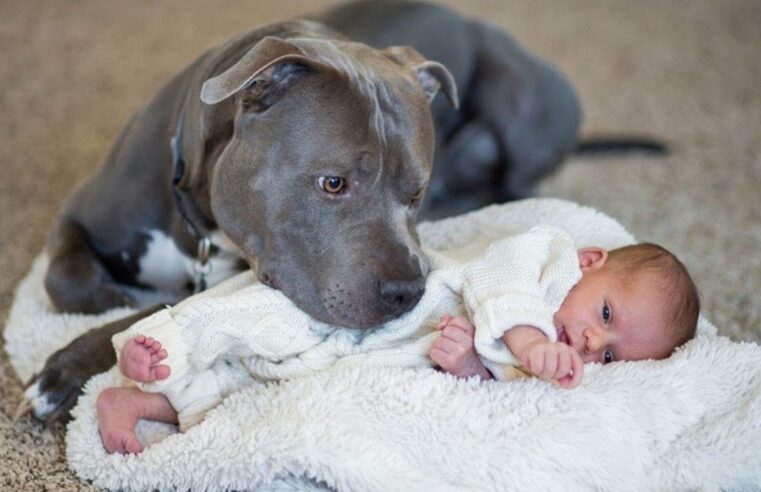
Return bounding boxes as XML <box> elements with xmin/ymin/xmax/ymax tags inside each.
<box><xmin>430</xmin><ymin>316</ymin><xmax>582</xmax><ymax>387</ymax></box>
<box><xmin>429</xmin><ymin>315</ymin><xmax>493</xmax><ymax>380</ymax></box>
<box><xmin>460</xmin><ymin>227</ymin><xmax>584</xmax><ymax>384</ymax></box>
<box><xmin>502</xmin><ymin>325</ymin><xmax>583</xmax><ymax>388</ymax></box>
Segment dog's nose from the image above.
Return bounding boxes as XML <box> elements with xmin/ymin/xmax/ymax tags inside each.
<box><xmin>378</xmin><ymin>277</ymin><xmax>426</xmax><ymax>317</ymax></box>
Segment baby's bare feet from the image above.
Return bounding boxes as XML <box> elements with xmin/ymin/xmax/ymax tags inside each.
<box><xmin>97</xmin><ymin>388</ymin><xmax>145</xmax><ymax>454</ymax></box>
<box><xmin>96</xmin><ymin>387</ymin><xmax>179</xmax><ymax>454</ymax></box>
<box><xmin>119</xmin><ymin>335</ymin><xmax>170</xmax><ymax>383</ymax></box>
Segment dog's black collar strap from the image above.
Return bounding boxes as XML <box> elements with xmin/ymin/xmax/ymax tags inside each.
<box><xmin>171</xmin><ymin>107</ymin><xmax>212</xmax><ymax>293</ymax></box>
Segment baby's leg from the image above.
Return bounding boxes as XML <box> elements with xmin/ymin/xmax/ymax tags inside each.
<box><xmin>119</xmin><ymin>335</ymin><xmax>171</xmax><ymax>382</ymax></box>
<box><xmin>96</xmin><ymin>387</ymin><xmax>178</xmax><ymax>454</ymax></box>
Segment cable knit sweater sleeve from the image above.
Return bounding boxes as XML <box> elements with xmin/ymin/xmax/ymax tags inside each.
<box><xmin>461</xmin><ymin>226</ymin><xmax>582</xmax><ymax>378</ymax></box>
<box><xmin>112</xmin><ymin>281</ymin><xmax>323</xmax><ymax>425</ymax></box>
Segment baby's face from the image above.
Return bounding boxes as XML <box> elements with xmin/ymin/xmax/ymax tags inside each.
<box><xmin>553</xmin><ymin>249</ymin><xmax>676</xmax><ymax>364</ymax></box>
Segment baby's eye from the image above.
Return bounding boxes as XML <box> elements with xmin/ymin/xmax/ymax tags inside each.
<box><xmin>602</xmin><ymin>303</ymin><xmax>611</xmax><ymax>324</ymax></box>
<box><xmin>603</xmin><ymin>349</ymin><xmax>614</xmax><ymax>365</ymax></box>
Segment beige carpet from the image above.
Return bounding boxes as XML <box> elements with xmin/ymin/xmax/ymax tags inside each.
<box><xmin>1</xmin><ymin>1</ymin><xmax>759</xmax><ymax>489</ymax></box>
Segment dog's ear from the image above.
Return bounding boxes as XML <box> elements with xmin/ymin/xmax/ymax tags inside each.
<box><xmin>201</xmin><ymin>36</ymin><xmax>324</xmax><ymax>111</ymax></box>
<box><xmin>383</xmin><ymin>46</ymin><xmax>459</xmax><ymax>110</ymax></box>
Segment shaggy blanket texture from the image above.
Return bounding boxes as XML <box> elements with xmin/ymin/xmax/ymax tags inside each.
<box><xmin>5</xmin><ymin>199</ymin><xmax>760</xmax><ymax>490</ymax></box>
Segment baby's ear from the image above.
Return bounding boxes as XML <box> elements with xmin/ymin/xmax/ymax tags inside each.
<box><xmin>577</xmin><ymin>247</ymin><xmax>608</xmax><ymax>271</ymax></box>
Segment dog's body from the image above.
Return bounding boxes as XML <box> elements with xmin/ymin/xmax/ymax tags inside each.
<box><xmin>27</xmin><ymin>1</ymin><xmax>581</xmax><ymax>423</ymax></box>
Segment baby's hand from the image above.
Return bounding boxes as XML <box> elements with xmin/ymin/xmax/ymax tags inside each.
<box><xmin>429</xmin><ymin>315</ymin><xmax>492</xmax><ymax>379</ymax></box>
<box><xmin>518</xmin><ymin>340</ymin><xmax>583</xmax><ymax>388</ymax></box>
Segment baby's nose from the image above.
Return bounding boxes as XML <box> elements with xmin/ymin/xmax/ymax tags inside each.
<box><xmin>584</xmin><ymin>328</ymin><xmax>606</xmax><ymax>353</ymax></box>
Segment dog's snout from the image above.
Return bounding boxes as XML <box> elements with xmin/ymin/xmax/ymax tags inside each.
<box><xmin>378</xmin><ymin>277</ymin><xmax>425</xmax><ymax>317</ymax></box>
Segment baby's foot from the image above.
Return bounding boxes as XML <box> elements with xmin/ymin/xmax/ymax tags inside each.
<box><xmin>96</xmin><ymin>388</ymin><xmax>145</xmax><ymax>454</ymax></box>
<box><xmin>119</xmin><ymin>335</ymin><xmax>170</xmax><ymax>383</ymax></box>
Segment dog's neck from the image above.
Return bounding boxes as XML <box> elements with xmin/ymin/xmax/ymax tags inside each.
<box><xmin>171</xmin><ymin>107</ymin><xmax>216</xmax><ymax>292</ymax></box>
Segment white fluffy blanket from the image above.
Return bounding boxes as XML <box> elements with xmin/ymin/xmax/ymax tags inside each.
<box><xmin>5</xmin><ymin>198</ymin><xmax>761</xmax><ymax>490</ymax></box>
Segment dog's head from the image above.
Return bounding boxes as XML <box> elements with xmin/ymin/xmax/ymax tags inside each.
<box><xmin>195</xmin><ymin>29</ymin><xmax>457</xmax><ymax>328</ymax></box>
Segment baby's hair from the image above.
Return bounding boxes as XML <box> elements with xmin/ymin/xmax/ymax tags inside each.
<box><xmin>607</xmin><ymin>243</ymin><xmax>700</xmax><ymax>352</ymax></box>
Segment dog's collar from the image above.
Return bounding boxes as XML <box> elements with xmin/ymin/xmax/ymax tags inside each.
<box><xmin>171</xmin><ymin>107</ymin><xmax>212</xmax><ymax>293</ymax></box>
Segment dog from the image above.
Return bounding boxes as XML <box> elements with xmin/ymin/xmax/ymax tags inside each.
<box><xmin>25</xmin><ymin>0</ymin><xmax>587</xmax><ymax>424</ymax></box>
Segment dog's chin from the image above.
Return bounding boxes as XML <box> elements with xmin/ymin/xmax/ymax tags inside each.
<box><xmin>316</xmin><ymin>280</ymin><xmax>409</xmax><ymax>329</ymax></box>
<box><xmin>256</xmin><ymin>264</ymin><xmax>420</xmax><ymax>329</ymax></box>
<box><xmin>262</xmin><ymin>278</ymin><xmax>377</xmax><ymax>328</ymax></box>
<box><xmin>319</xmin><ymin>298</ymin><xmax>383</xmax><ymax>329</ymax></box>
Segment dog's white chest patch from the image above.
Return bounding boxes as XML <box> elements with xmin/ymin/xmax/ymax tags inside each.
<box><xmin>204</xmin><ymin>230</ymin><xmax>245</xmax><ymax>287</ymax></box>
<box><xmin>137</xmin><ymin>229</ymin><xmax>244</xmax><ymax>292</ymax></box>
<box><xmin>137</xmin><ymin>230</ymin><xmax>193</xmax><ymax>292</ymax></box>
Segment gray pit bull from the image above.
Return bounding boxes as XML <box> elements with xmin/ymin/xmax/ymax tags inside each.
<box><xmin>26</xmin><ymin>0</ymin><xmax>586</xmax><ymax>423</ymax></box>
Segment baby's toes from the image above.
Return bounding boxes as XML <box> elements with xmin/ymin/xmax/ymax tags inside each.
<box><xmin>150</xmin><ymin>348</ymin><xmax>168</xmax><ymax>364</ymax></box>
<box><xmin>101</xmin><ymin>431</ymin><xmax>124</xmax><ymax>454</ymax></box>
<box><xmin>148</xmin><ymin>340</ymin><xmax>162</xmax><ymax>354</ymax></box>
<box><xmin>153</xmin><ymin>364</ymin><xmax>171</xmax><ymax>381</ymax></box>
<box><xmin>123</xmin><ymin>435</ymin><xmax>143</xmax><ymax>454</ymax></box>
<box><xmin>134</xmin><ymin>336</ymin><xmax>155</xmax><ymax>351</ymax></box>
<box><xmin>137</xmin><ymin>336</ymin><xmax>162</xmax><ymax>354</ymax></box>
<box><xmin>101</xmin><ymin>429</ymin><xmax>134</xmax><ymax>454</ymax></box>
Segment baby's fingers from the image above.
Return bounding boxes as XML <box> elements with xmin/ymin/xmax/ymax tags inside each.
<box><xmin>430</xmin><ymin>335</ymin><xmax>457</xmax><ymax>358</ymax></box>
<box><xmin>440</xmin><ymin>324</ymin><xmax>474</xmax><ymax>345</ymax></box>
<box><xmin>526</xmin><ymin>348</ymin><xmax>545</xmax><ymax>376</ymax></box>
<box><xmin>557</xmin><ymin>353</ymin><xmax>583</xmax><ymax>389</ymax></box>
<box><xmin>437</xmin><ymin>315</ymin><xmax>453</xmax><ymax>330</ymax></box>
<box><xmin>440</xmin><ymin>316</ymin><xmax>472</xmax><ymax>335</ymax></box>
<box><xmin>429</xmin><ymin>346</ymin><xmax>447</xmax><ymax>366</ymax></box>
<box><xmin>568</xmin><ymin>352</ymin><xmax>583</xmax><ymax>387</ymax></box>
<box><xmin>555</xmin><ymin>351</ymin><xmax>572</xmax><ymax>380</ymax></box>
<box><xmin>541</xmin><ymin>349</ymin><xmax>559</xmax><ymax>378</ymax></box>
<box><xmin>429</xmin><ymin>344</ymin><xmax>458</xmax><ymax>369</ymax></box>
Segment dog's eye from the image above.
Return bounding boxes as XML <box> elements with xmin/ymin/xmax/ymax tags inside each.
<box><xmin>318</xmin><ymin>176</ymin><xmax>346</xmax><ymax>194</ymax></box>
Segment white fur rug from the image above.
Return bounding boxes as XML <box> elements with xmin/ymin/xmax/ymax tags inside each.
<box><xmin>5</xmin><ymin>198</ymin><xmax>761</xmax><ymax>491</ymax></box>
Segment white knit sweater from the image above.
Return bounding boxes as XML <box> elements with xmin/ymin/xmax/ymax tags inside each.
<box><xmin>112</xmin><ymin>226</ymin><xmax>582</xmax><ymax>430</ymax></box>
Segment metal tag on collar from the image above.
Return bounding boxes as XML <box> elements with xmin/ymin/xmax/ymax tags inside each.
<box><xmin>193</xmin><ymin>236</ymin><xmax>212</xmax><ymax>294</ymax></box>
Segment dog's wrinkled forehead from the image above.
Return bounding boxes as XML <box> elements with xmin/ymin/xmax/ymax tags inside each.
<box><xmin>290</xmin><ymin>38</ymin><xmax>413</xmax><ymax>90</ymax></box>
<box><xmin>293</xmin><ymin>39</ymin><xmax>420</xmax><ymax>144</ymax></box>
<box><xmin>200</xmin><ymin>35</ymin><xmax>456</xmax><ymax>151</ymax></box>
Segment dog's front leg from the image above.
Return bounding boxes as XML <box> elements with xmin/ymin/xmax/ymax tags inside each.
<box><xmin>44</xmin><ymin>216</ymin><xmax>138</xmax><ymax>314</ymax></box>
<box><xmin>23</xmin><ymin>306</ymin><xmax>163</xmax><ymax>425</ymax></box>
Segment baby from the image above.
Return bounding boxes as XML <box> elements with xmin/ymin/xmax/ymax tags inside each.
<box><xmin>96</xmin><ymin>227</ymin><xmax>699</xmax><ymax>454</ymax></box>
<box><xmin>430</xmin><ymin>242</ymin><xmax>700</xmax><ymax>387</ymax></box>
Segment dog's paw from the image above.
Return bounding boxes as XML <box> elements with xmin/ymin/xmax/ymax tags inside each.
<box><xmin>23</xmin><ymin>330</ymin><xmax>118</xmax><ymax>425</ymax></box>
<box><xmin>22</xmin><ymin>309</ymin><xmax>154</xmax><ymax>425</ymax></box>
<box><xmin>23</xmin><ymin>340</ymin><xmax>105</xmax><ymax>425</ymax></box>
<box><xmin>24</xmin><ymin>366</ymin><xmax>85</xmax><ymax>425</ymax></box>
